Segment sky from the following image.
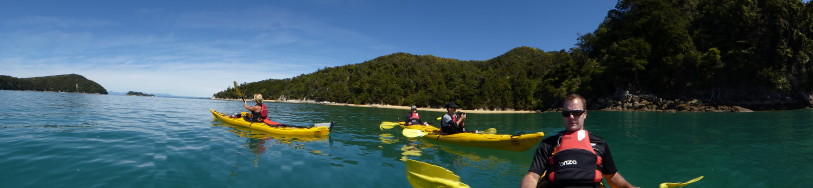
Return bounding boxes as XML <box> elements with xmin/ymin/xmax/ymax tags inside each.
<box><xmin>0</xmin><ymin>0</ymin><xmax>617</xmax><ymax>97</ymax></box>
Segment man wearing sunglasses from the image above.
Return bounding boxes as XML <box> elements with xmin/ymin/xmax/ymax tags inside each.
<box><xmin>521</xmin><ymin>94</ymin><xmax>638</xmax><ymax>188</ymax></box>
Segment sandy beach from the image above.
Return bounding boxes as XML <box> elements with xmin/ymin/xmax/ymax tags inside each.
<box><xmin>212</xmin><ymin>98</ymin><xmax>539</xmax><ymax>114</ymax></box>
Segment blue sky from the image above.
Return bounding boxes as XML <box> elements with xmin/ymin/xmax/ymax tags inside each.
<box><xmin>0</xmin><ymin>0</ymin><xmax>616</xmax><ymax>97</ymax></box>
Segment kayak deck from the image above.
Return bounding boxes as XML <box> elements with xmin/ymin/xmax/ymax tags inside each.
<box><xmin>423</xmin><ymin>132</ymin><xmax>544</xmax><ymax>152</ymax></box>
<box><xmin>399</xmin><ymin>122</ymin><xmax>441</xmax><ymax>133</ymax></box>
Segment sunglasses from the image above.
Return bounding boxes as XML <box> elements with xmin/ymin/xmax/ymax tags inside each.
<box><xmin>561</xmin><ymin>110</ymin><xmax>586</xmax><ymax>117</ymax></box>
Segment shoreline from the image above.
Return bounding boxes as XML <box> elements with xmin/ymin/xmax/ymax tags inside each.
<box><xmin>212</xmin><ymin>92</ymin><xmax>813</xmax><ymax>113</ymax></box>
<box><xmin>211</xmin><ymin>98</ymin><xmax>538</xmax><ymax>114</ymax></box>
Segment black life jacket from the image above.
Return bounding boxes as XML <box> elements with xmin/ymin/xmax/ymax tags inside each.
<box><xmin>547</xmin><ymin>130</ymin><xmax>603</xmax><ymax>187</ymax></box>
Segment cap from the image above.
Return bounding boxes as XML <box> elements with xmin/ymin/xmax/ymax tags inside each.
<box><xmin>444</xmin><ymin>102</ymin><xmax>460</xmax><ymax>109</ymax></box>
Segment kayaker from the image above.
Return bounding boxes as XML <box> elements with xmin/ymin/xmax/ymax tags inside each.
<box><xmin>440</xmin><ymin>102</ymin><xmax>466</xmax><ymax>134</ymax></box>
<box><xmin>243</xmin><ymin>94</ymin><xmax>268</xmax><ymax>122</ymax></box>
<box><xmin>405</xmin><ymin>106</ymin><xmax>428</xmax><ymax>126</ymax></box>
<box><xmin>520</xmin><ymin>94</ymin><xmax>638</xmax><ymax>188</ymax></box>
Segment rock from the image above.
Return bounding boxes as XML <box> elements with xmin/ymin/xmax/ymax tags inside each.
<box><xmin>688</xmin><ymin>99</ymin><xmax>702</xmax><ymax>106</ymax></box>
<box><xmin>676</xmin><ymin>104</ymin><xmax>689</xmax><ymax>111</ymax></box>
<box><xmin>624</xmin><ymin>102</ymin><xmax>633</xmax><ymax>109</ymax></box>
<box><xmin>733</xmin><ymin>106</ymin><xmax>753</xmax><ymax>112</ymax></box>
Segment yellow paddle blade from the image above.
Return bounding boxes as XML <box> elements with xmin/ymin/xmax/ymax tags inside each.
<box><xmin>436</xmin><ymin>117</ymin><xmax>442</xmax><ymax>121</ymax></box>
<box><xmin>402</xmin><ymin>129</ymin><xmax>428</xmax><ymax>138</ymax></box>
<box><xmin>405</xmin><ymin>159</ymin><xmax>470</xmax><ymax>188</ymax></box>
<box><xmin>233</xmin><ymin>81</ymin><xmax>243</xmax><ymax>98</ymax></box>
<box><xmin>483</xmin><ymin>128</ymin><xmax>497</xmax><ymax>134</ymax></box>
<box><xmin>380</xmin><ymin>121</ymin><xmax>399</xmax><ymax>130</ymax></box>
<box><xmin>659</xmin><ymin>176</ymin><xmax>704</xmax><ymax>188</ymax></box>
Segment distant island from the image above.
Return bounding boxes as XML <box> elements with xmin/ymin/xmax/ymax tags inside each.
<box><xmin>0</xmin><ymin>74</ymin><xmax>108</xmax><ymax>94</ymax></box>
<box><xmin>215</xmin><ymin>0</ymin><xmax>813</xmax><ymax>112</ymax></box>
<box><xmin>126</xmin><ymin>91</ymin><xmax>155</xmax><ymax>97</ymax></box>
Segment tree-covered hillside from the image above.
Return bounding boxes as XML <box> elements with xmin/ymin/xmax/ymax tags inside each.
<box><xmin>579</xmin><ymin>0</ymin><xmax>813</xmax><ymax>100</ymax></box>
<box><xmin>215</xmin><ymin>47</ymin><xmax>595</xmax><ymax>110</ymax></box>
<box><xmin>215</xmin><ymin>0</ymin><xmax>813</xmax><ymax>111</ymax></box>
<box><xmin>0</xmin><ymin>74</ymin><xmax>108</xmax><ymax>94</ymax></box>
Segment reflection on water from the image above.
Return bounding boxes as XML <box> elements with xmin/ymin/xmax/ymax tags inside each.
<box><xmin>379</xmin><ymin>133</ymin><xmax>399</xmax><ymax>144</ymax></box>
<box><xmin>211</xmin><ymin>120</ymin><xmax>330</xmax><ymax>166</ymax></box>
<box><xmin>400</xmin><ymin>142</ymin><xmax>422</xmax><ymax>161</ymax></box>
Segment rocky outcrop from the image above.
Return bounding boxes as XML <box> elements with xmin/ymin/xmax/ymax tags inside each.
<box><xmin>589</xmin><ymin>90</ymin><xmax>813</xmax><ymax>112</ymax></box>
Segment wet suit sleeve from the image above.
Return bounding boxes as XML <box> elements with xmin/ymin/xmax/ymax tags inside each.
<box><xmin>598</xmin><ymin>139</ymin><xmax>619</xmax><ymax>175</ymax></box>
<box><xmin>440</xmin><ymin>114</ymin><xmax>457</xmax><ymax>134</ymax></box>
<box><xmin>528</xmin><ymin>138</ymin><xmax>554</xmax><ymax>176</ymax></box>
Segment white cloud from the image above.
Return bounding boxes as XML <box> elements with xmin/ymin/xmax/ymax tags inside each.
<box><xmin>0</xmin><ymin>55</ymin><xmax>310</xmax><ymax>97</ymax></box>
<box><xmin>1</xmin><ymin>16</ymin><xmax>116</xmax><ymax>28</ymax></box>
<box><xmin>0</xmin><ymin>7</ymin><xmax>388</xmax><ymax>97</ymax></box>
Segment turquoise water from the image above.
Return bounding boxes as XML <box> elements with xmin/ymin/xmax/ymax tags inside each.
<box><xmin>1</xmin><ymin>90</ymin><xmax>811</xmax><ymax>187</ymax></box>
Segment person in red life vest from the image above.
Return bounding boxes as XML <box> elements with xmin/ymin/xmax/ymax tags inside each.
<box><xmin>405</xmin><ymin>106</ymin><xmax>428</xmax><ymax>126</ymax></box>
<box><xmin>440</xmin><ymin>102</ymin><xmax>467</xmax><ymax>134</ymax></box>
<box><xmin>521</xmin><ymin>94</ymin><xmax>638</xmax><ymax>188</ymax></box>
<box><xmin>243</xmin><ymin>94</ymin><xmax>268</xmax><ymax>122</ymax></box>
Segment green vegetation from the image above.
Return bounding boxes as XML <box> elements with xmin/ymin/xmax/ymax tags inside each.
<box><xmin>580</xmin><ymin>0</ymin><xmax>813</xmax><ymax>98</ymax></box>
<box><xmin>126</xmin><ymin>91</ymin><xmax>155</xmax><ymax>97</ymax></box>
<box><xmin>215</xmin><ymin>0</ymin><xmax>813</xmax><ymax>110</ymax></box>
<box><xmin>0</xmin><ymin>74</ymin><xmax>108</xmax><ymax>94</ymax></box>
<box><xmin>215</xmin><ymin>48</ymin><xmax>599</xmax><ymax>110</ymax></box>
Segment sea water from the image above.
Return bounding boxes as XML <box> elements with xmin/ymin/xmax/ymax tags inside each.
<box><xmin>1</xmin><ymin>90</ymin><xmax>811</xmax><ymax>187</ymax></box>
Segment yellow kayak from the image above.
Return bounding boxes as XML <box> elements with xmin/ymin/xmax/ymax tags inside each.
<box><xmin>214</xmin><ymin>122</ymin><xmax>329</xmax><ymax>143</ymax></box>
<box><xmin>423</xmin><ymin>132</ymin><xmax>544</xmax><ymax>152</ymax></box>
<box><xmin>210</xmin><ymin>109</ymin><xmax>332</xmax><ymax>136</ymax></box>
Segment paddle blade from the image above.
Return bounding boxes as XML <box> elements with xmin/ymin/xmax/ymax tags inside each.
<box><xmin>659</xmin><ymin>176</ymin><xmax>704</xmax><ymax>188</ymax></box>
<box><xmin>436</xmin><ymin>117</ymin><xmax>442</xmax><ymax>121</ymax></box>
<box><xmin>233</xmin><ymin>81</ymin><xmax>243</xmax><ymax>99</ymax></box>
<box><xmin>405</xmin><ymin>159</ymin><xmax>470</xmax><ymax>188</ymax></box>
<box><xmin>402</xmin><ymin>129</ymin><xmax>428</xmax><ymax>138</ymax></box>
<box><xmin>380</xmin><ymin>121</ymin><xmax>399</xmax><ymax>130</ymax></box>
<box><xmin>313</xmin><ymin>122</ymin><xmax>332</xmax><ymax>128</ymax></box>
<box><xmin>483</xmin><ymin>128</ymin><xmax>497</xmax><ymax>134</ymax></box>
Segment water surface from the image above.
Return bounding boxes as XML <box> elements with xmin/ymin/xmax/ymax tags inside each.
<box><xmin>1</xmin><ymin>90</ymin><xmax>810</xmax><ymax>187</ymax></box>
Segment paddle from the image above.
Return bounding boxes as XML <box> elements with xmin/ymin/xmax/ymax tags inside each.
<box><xmin>380</xmin><ymin>121</ymin><xmax>399</xmax><ymax>130</ymax></box>
<box><xmin>233</xmin><ymin>81</ymin><xmax>245</xmax><ymax>102</ymax></box>
<box><xmin>659</xmin><ymin>176</ymin><xmax>703</xmax><ymax>188</ymax></box>
<box><xmin>405</xmin><ymin>159</ymin><xmax>470</xmax><ymax>188</ymax></box>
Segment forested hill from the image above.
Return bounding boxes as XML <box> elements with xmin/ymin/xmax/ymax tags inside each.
<box><xmin>215</xmin><ymin>0</ymin><xmax>813</xmax><ymax>111</ymax></box>
<box><xmin>0</xmin><ymin>74</ymin><xmax>108</xmax><ymax>94</ymax></box>
<box><xmin>215</xmin><ymin>47</ymin><xmax>598</xmax><ymax>111</ymax></box>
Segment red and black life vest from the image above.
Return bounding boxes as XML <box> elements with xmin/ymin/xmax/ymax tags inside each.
<box><xmin>409</xmin><ymin>112</ymin><xmax>420</xmax><ymax>120</ymax></box>
<box><xmin>407</xmin><ymin>112</ymin><xmax>421</xmax><ymax>124</ymax></box>
<box><xmin>250</xmin><ymin>103</ymin><xmax>268</xmax><ymax>122</ymax></box>
<box><xmin>259</xmin><ymin>103</ymin><xmax>267</xmax><ymax>120</ymax></box>
<box><xmin>547</xmin><ymin>130</ymin><xmax>602</xmax><ymax>186</ymax></box>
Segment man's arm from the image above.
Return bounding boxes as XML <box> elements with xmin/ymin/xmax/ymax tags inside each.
<box><xmin>520</xmin><ymin>171</ymin><xmax>541</xmax><ymax>188</ymax></box>
<box><xmin>244</xmin><ymin>102</ymin><xmax>259</xmax><ymax>112</ymax></box>
<box><xmin>603</xmin><ymin>172</ymin><xmax>638</xmax><ymax>188</ymax></box>
<box><xmin>455</xmin><ymin>113</ymin><xmax>466</xmax><ymax>128</ymax></box>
